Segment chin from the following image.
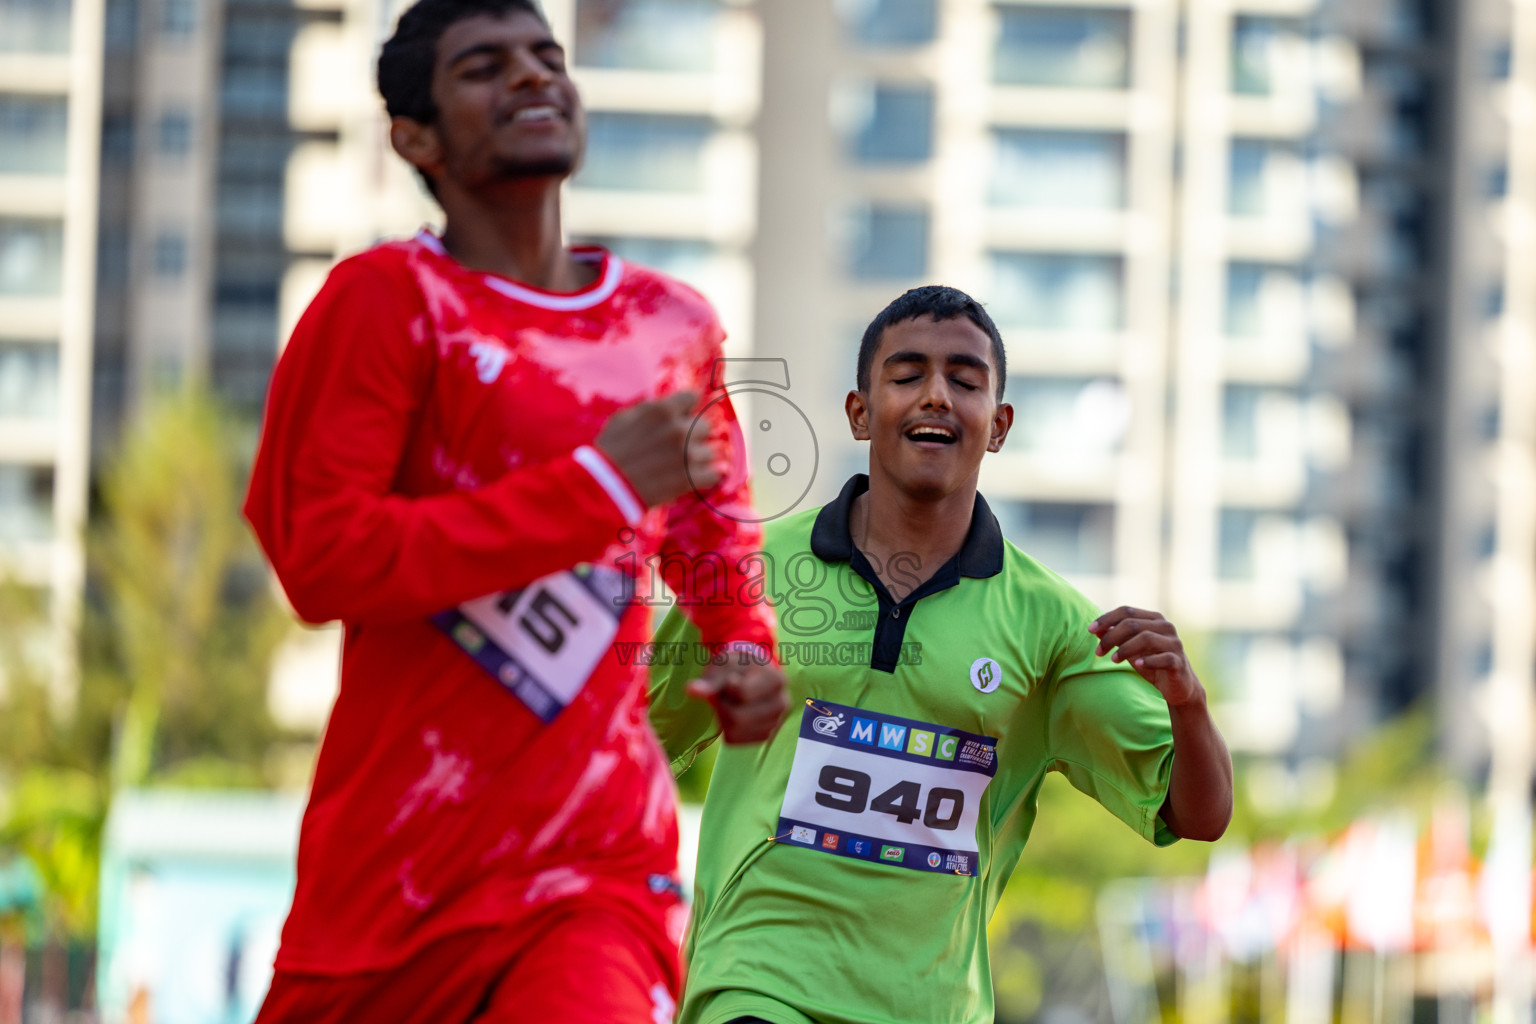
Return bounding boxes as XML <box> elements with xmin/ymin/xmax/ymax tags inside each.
<box><xmin>491</xmin><ymin>154</ymin><xmax>576</xmax><ymax>178</ymax></box>
<box><xmin>887</xmin><ymin>462</ymin><xmax>967</xmax><ymax>500</ymax></box>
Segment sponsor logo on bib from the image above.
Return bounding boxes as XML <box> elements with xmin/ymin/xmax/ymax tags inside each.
<box><xmin>822</xmin><ymin>833</ymin><xmax>840</xmax><ymax>850</ymax></box>
<box><xmin>813</xmin><ymin>712</ymin><xmax>845</xmax><ymax>737</ymax></box>
<box><xmin>881</xmin><ymin>845</ymin><xmax>905</xmax><ymax>862</ymax></box>
<box><xmin>927</xmin><ymin>852</ymin><xmax>942</xmax><ymax>868</ymax></box>
<box><xmin>790</xmin><ymin>825</ymin><xmax>817</xmax><ymax>845</ymax></box>
<box><xmin>970</xmin><ymin>657</ymin><xmax>1002</xmax><ymax>694</ymax></box>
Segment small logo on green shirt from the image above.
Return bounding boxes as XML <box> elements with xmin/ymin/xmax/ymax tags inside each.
<box><xmin>880</xmin><ymin>845</ymin><xmax>904</xmax><ymax>862</ymax></box>
<box><xmin>970</xmin><ymin>657</ymin><xmax>1002</xmax><ymax>694</ymax></box>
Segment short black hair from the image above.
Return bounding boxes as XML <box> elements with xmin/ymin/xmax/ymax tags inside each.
<box><xmin>377</xmin><ymin>0</ymin><xmax>548</xmax><ymax>124</ymax></box>
<box><xmin>856</xmin><ymin>285</ymin><xmax>1007</xmax><ymax>400</ymax></box>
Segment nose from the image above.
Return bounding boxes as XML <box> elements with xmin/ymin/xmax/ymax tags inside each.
<box><xmin>919</xmin><ymin>375</ymin><xmax>952</xmax><ymax>411</ymax></box>
<box><xmin>508</xmin><ymin>47</ymin><xmax>555</xmax><ymax>91</ymax></box>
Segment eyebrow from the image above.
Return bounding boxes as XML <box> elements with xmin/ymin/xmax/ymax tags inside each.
<box><xmin>882</xmin><ymin>350</ymin><xmax>991</xmax><ymax>373</ymax></box>
<box><xmin>446</xmin><ymin>37</ymin><xmax>563</xmax><ymax>68</ymax></box>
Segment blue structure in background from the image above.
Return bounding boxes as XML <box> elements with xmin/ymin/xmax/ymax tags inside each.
<box><xmin>97</xmin><ymin>791</ymin><xmax>303</xmax><ymax>1024</ymax></box>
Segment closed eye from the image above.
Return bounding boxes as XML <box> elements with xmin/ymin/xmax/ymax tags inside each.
<box><xmin>460</xmin><ymin>60</ymin><xmax>500</xmax><ymax>80</ymax></box>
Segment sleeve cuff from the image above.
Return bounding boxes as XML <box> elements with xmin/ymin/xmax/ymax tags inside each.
<box><xmin>573</xmin><ymin>445</ymin><xmax>646</xmax><ymax>525</ymax></box>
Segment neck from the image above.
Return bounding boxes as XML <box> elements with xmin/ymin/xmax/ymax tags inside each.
<box><xmin>853</xmin><ymin>470</ymin><xmax>978</xmax><ymax>595</ymax></box>
<box><xmin>436</xmin><ymin>177</ymin><xmax>593</xmax><ymax>291</ymax></box>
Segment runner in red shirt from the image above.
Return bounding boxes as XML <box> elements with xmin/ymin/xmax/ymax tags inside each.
<box><xmin>246</xmin><ymin>2</ymin><xmax>786</xmax><ymax>1020</ymax></box>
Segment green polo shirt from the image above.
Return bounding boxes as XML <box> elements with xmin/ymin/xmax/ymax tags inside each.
<box><xmin>649</xmin><ymin>475</ymin><xmax>1177</xmax><ymax>1024</ymax></box>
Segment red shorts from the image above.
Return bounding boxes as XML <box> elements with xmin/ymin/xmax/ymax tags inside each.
<box><xmin>254</xmin><ymin>892</ymin><xmax>680</xmax><ymax>1024</ymax></box>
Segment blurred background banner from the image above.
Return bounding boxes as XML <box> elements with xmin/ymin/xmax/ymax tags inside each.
<box><xmin>1</xmin><ymin>0</ymin><xmax>1535</xmax><ymax>1020</ymax></box>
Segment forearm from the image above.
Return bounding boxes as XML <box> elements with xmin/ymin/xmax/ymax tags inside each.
<box><xmin>1160</xmin><ymin>690</ymin><xmax>1233</xmax><ymax>842</ymax></box>
<box><xmin>251</xmin><ymin>448</ymin><xmax>637</xmax><ymax>624</ymax></box>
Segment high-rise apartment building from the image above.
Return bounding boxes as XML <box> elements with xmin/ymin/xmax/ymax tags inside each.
<box><xmin>751</xmin><ymin>0</ymin><xmax>1536</xmax><ymax>784</ymax></box>
<box><xmin>0</xmin><ymin>0</ymin><xmax>103</xmax><ymax>704</ymax></box>
<box><xmin>2</xmin><ymin>0</ymin><xmax>1529</xmax><ymax>780</ymax></box>
<box><xmin>94</xmin><ymin>0</ymin><xmax>356</xmax><ymax>433</ymax></box>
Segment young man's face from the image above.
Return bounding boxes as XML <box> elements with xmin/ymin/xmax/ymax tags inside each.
<box><xmin>846</xmin><ymin>315</ymin><xmax>1013</xmax><ymax>501</ymax></box>
<box><xmin>399</xmin><ymin>10</ymin><xmax>586</xmax><ymax>191</ymax></box>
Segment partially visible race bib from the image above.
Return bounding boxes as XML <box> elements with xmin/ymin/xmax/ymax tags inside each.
<box><xmin>776</xmin><ymin>699</ymin><xmax>997</xmax><ymax>876</ymax></box>
<box><xmin>431</xmin><ymin>565</ymin><xmax>628</xmax><ymax>723</ymax></box>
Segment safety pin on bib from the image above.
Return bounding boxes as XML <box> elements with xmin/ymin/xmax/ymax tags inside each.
<box><xmin>805</xmin><ymin>699</ymin><xmax>836</xmax><ymax>717</ymax></box>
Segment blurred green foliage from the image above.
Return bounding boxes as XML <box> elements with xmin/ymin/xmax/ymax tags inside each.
<box><xmin>0</xmin><ymin>388</ymin><xmax>291</xmax><ymax>941</ymax></box>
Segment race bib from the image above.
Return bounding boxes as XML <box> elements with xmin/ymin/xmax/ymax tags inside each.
<box><xmin>431</xmin><ymin>565</ymin><xmax>628</xmax><ymax>723</ymax></box>
<box><xmin>775</xmin><ymin>699</ymin><xmax>997</xmax><ymax>876</ymax></box>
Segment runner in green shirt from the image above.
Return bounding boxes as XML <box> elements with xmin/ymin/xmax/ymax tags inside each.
<box><xmin>649</xmin><ymin>285</ymin><xmax>1233</xmax><ymax>1024</ymax></box>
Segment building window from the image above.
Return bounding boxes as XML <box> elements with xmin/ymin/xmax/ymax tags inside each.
<box><xmin>993</xmin><ymin>501</ymin><xmax>1114</xmax><ymax>576</ymax></box>
<box><xmin>0</xmin><ymin>218</ymin><xmax>64</xmax><ymax>296</ymax></box>
<box><xmin>577</xmin><ymin>113</ymin><xmax>713</xmax><ymax>192</ymax></box>
<box><xmin>989</xmin><ymin>252</ymin><xmax>1124</xmax><ymax>332</ymax></box>
<box><xmin>101</xmin><ymin>113</ymin><xmax>134</xmax><ymax>165</ymax></box>
<box><xmin>841</xmin><ymin>0</ymin><xmax>937</xmax><ymax>48</ymax></box>
<box><xmin>991</xmin><ymin>130</ymin><xmax>1127</xmax><ymax>209</ymax></box>
<box><xmin>578</xmin><ymin>236</ymin><xmax>715</xmax><ymax>289</ymax></box>
<box><xmin>153</xmin><ymin>233</ymin><xmax>186</xmax><ymax>278</ymax></box>
<box><xmin>1222</xmin><ymin>385</ymin><xmax>1261</xmax><ymax>460</ymax></box>
<box><xmin>993</xmin><ymin>6</ymin><xmax>1130</xmax><ymax>89</ymax></box>
<box><xmin>0</xmin><ymin>463</ymin><xmax>54</xmax><ymax>542</ymax></box>
<box><xmin>1228</xmin><ymin>15</ymin><xmax>1277</xmax><ymax>95</ymax></box>
<box><xmin>0</xmin><ymin>0</ymin><xmax>73</xmax><ymax>54</ymax></box>
<box><xmin>157</xmin><ymin>111</ymin><xmax>191</xmax><ymax>156</ymax></box>
<box><xmin>217</xmin><ymin>183</ymin><xmax>283</xmax><ymax>239</ymax></box>
<box><xmin>1217</xmin><ymin>508</ymin><xmax>1259</xmax><ymax>579</ymax></box>
<box><xmin>221</xmin><ymin>67</ymin><xmax>288</xmax><ymax>119</ymax></box>
<box><xmin>847</xmin><ymin>204</ymin><xmax>928</xmax><ymax>280</ymax></box>
<box><xmin>105</xmin><ymin>0</ymin><xmax>137</xmax><ymax>51</ymax></box>
<box><xmin>1484</xmin><ymin>284</ymin><xmax>1505</xmax><ymax>320</ymax></box>
<box><xmin>1485</xmin><ymin>163</ymin><xmax>1509</xmax><ymax>199</ymax></box>
<box><xmin>0</xmin><ymin>342</ymin><xmax>58</xmax><ymax>420</ymax></box>
<box><xmin>97</xmin><ymin>226</ymin><xmax>130</xmax><ymax>289</ymax></box>
<box><xmin>1013</xmin><ymin>376</ymin><xmax>1128</xmax><ymax>456</ymax></box>
<box><xmin>0</xmin><ymin>94</ymin><xmax>67</xmax><ymax>175</ymax></box>
<box><xmin>1489</xmin><ymin>42</ymin><xmax>1513</xmax><ymax>80</ymax></box>
<box><xmin>1228</xmin><ymin>139</ymin><xmax>1268</xmax><ymax>217</ymax></box>
<box><xmin>574</xmin><ymin>0</ymin><xmax>717</xmax><ymax>73</ymax></box>
<box><xmin>161</xmin><ymin>0</ymin><xmax>195</xmax><ymax>37</ymax></box>
<box><xmin>1224</xmin><ymin>262</ymin><xmax>1266</xmax><ymax>337</ymax></box>
<box><xmin>848</xmin><ymin>83</ymin><xmax>933</xmax><ymax>164</ymax></box>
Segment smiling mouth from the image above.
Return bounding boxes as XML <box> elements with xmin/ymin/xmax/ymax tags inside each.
<box><xmin>507</xmin><ymin>104</ymin><xmax>562</xmax><ymax>124</ymax></box>
<box><xmin>905</xmin><ymin>426</ymin><xmax>958</xmax><ymax>446</ymax></box>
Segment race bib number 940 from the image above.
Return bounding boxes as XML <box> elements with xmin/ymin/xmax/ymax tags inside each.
<box><xmin>430</xmin><ymin>565</ymin><xmax>627</xmax><ymax>723</ymax></box>
<box><xmin>776</xmin><ymin>699</ymin><xmax>997</xmax><ymax>876</ymax></box>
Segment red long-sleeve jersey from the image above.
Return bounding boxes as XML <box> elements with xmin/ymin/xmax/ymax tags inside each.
<box><xmin>245</xmin><ymin>232</ymin><xmax>775</xmax><ymax>973</ymax></box>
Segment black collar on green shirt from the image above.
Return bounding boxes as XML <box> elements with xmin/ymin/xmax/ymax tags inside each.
<box><xmin>809</xmin><ymin>474</ymin><xmax>1004</xmax><ymax>672</ymax></box>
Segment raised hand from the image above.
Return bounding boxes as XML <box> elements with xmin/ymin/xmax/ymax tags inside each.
<box><xmin>595</xmin><ymin>391</ymin><xmax>719</xmax><ymax>507</ymax></box>
<box><xmin>1088</xmin><ymin>605</ymin><xmax>1204</xmax><ymax>708</ymax></box>
<box><xmin>686</xmin><ymin>657</ymin><xmax>789</xmax><ymax>745</ymax></box>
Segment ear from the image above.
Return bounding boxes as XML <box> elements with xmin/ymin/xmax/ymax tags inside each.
<box><xmin>845</xmin><ymin>390</ymin><xmax>871</xmax><ymax>441</ymax></box>
<box><xmin>987</xmin><ymin>402</ymin><xmax>1013</xmax><ymax>453</ymax></box>
<box><xmin>390</xmin><ymin>116</ymin><xmax>443</xmax><ymax>183</ymax></box>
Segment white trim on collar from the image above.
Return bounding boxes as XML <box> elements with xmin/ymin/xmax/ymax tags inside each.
<box><xmin>412</xmin><ymin>229</ymin><xmax>624</xmax><ymax>312</ymax></box>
